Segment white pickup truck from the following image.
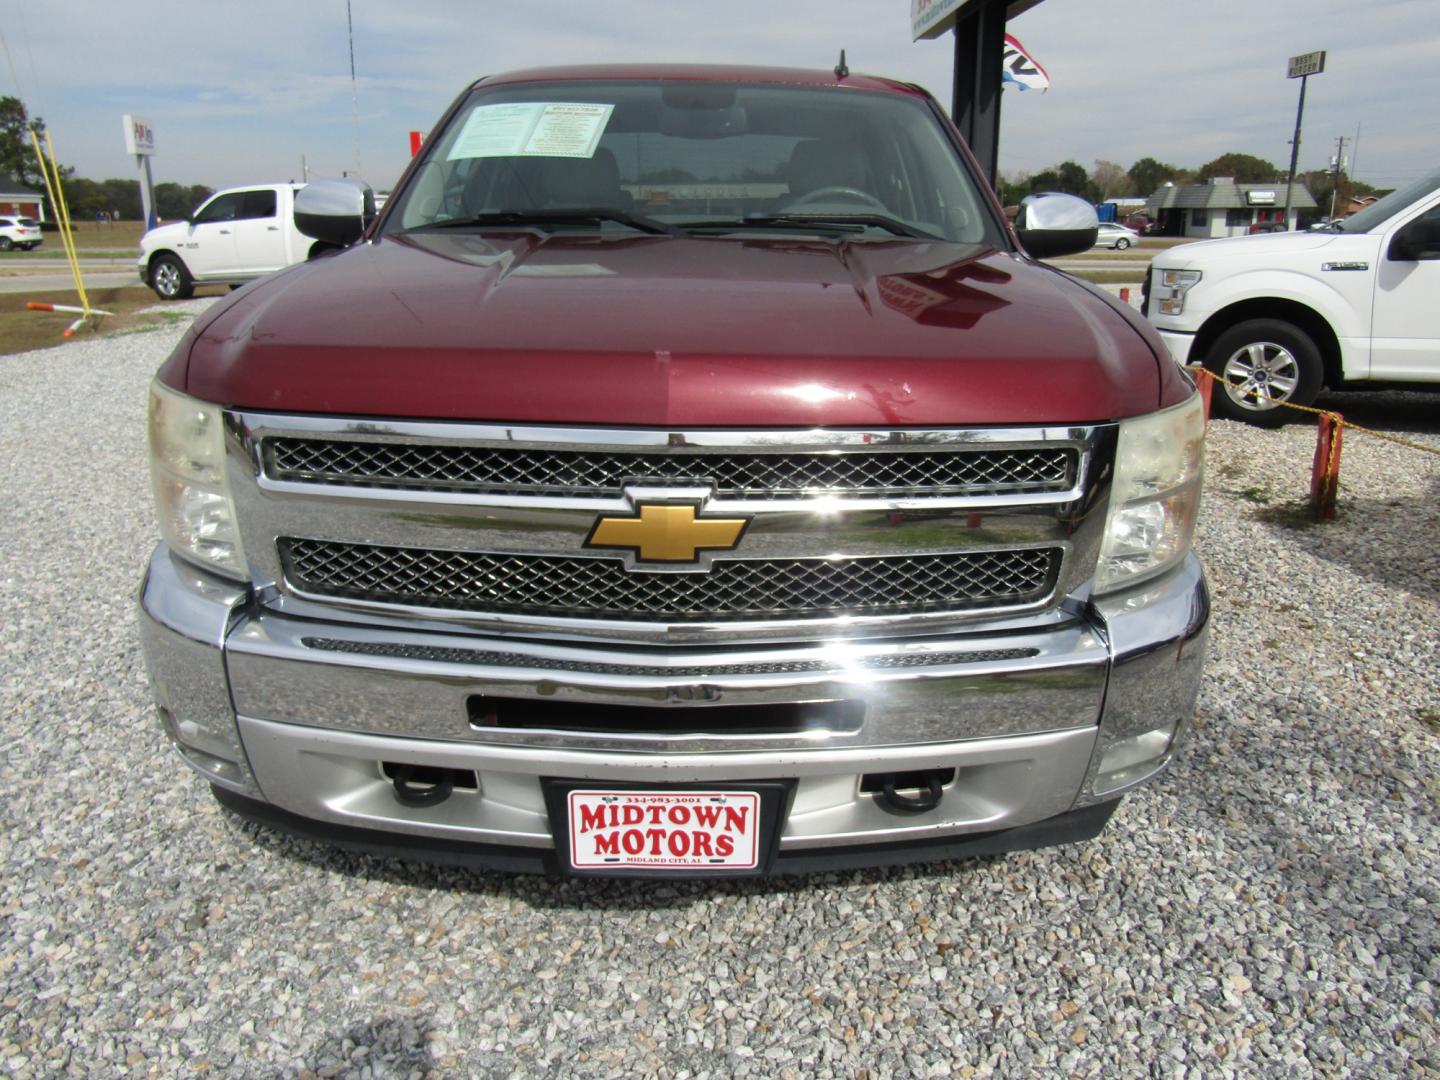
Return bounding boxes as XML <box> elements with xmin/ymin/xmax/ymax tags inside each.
<box><xmin>138</xmin><ymin>183</ymin><xmax>315</xmax><ymax>300</ymax></box>
<box><xmin>1146</xmin><ymin>167</ymin><xmax>1440</xmax><ymax>424</ymax></box>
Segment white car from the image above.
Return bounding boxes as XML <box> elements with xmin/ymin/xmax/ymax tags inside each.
<box><xmin>1093</xmin><ymin>222</ymin><xmax>1139</xmax><ymax>250</ymax></box>
<box><xmin>0</xmin><ymin>215</ymin><xmax>43</xmax><ymax>251</ymax></box>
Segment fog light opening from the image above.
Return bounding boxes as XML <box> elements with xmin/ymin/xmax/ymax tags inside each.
<box><xmin>1094</xmin><ymin>726</ymin><xmax>1176</xmax><ymax>795</ymax></box>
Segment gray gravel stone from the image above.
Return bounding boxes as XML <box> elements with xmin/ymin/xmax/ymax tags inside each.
<box><xmin>1</xmin><ymin>311</ymin><xmax>1437</xmax><ymax>1078</ymax></box>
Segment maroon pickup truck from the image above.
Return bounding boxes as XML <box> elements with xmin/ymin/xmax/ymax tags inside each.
<box><xmin>139</xmin><ymin>65</ymin><xmax>1208</xmax><ymax>877</ymax></box>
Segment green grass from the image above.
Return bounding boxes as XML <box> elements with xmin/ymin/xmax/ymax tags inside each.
<box><xmin>1</xmin><ymin>248</ymin><xmax>136</xmax><ymax>259</ymax></box>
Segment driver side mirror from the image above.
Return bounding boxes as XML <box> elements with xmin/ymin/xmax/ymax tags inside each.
<box><xmin>1388</xmin><ymin>215</ymin><xmax>1440</xmax><ymax>262</ymax></box>
<box><xmin>294</xmin><ymin>178</ymin><xmax>377</xmax><ymax>247</ymax></box>
<box><xmin>1015</xmin><ymin>193</ymin><xmax>1100</xmax><ymax>259</ymax></box>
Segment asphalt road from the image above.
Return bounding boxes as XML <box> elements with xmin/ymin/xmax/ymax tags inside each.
<box><xmin>0</xmin><ymin>270</ymin><xmax>144</xmax><ymax>293</ymax></box>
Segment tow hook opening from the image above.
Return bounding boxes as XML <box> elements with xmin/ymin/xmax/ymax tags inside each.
<box><xmin>862</xmin><ymin>768</ymin><xmax>954</xmax><ymax>814</ymax></box>
<box><xmin>381</xmin><ymin>762</ymin><xmax>478</xmax><ymax>808</ymax></box>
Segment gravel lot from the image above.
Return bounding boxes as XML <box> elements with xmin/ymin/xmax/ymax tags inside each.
<box><xmin>1</xmin><ymin>308</ymin><xmax>1437</xmax><ymax>1078</ymax></box>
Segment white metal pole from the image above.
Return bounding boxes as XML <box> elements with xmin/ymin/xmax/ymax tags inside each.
<box><xmin>137</xmin><ymin>154</ymin><xmax>156</xmax><ymax>230</ymax></box>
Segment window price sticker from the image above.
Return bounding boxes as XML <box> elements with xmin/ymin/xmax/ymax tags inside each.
<box><xmin>448</xmin><ymin>102</ymin><xmax>614</xmax><ymax>160</ymax></box>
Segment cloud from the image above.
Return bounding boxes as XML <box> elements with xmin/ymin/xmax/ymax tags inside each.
<box><xmin>4</xmin><ymin>0</ymin><xmax>1435</xmax><ymax>189</ymax></box>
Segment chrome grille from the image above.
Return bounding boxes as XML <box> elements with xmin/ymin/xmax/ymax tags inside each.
<box><xmin>266</xmin><ymin>439</ymin><xmax>1075</xmax><ymax>498</ymax></box>
<box><xmin>280</xmin><ymin>539</ymin><xmax>1060</xmax><ymax>621</ymax></box>
<box><xmin>300</xmin><ymin>638</ymin><xmax>1039</xmax><ymax>676</ymax></box>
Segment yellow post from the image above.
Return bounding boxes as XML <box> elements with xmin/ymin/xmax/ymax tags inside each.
<box><xmin>44</xmin><ymin>129</ymin><xmax>92</xmax><ymax>317</ymax></box>
<box><xmin>28</xmin><ymin>127</ymin><xmax>91</xmax><ymax>317</ymax></box>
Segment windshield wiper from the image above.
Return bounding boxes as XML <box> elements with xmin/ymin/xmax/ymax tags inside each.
<box><xmin>409</xmin><ymin>209</ymin><xmax>682</xmax><ymax>237</ymax></box>
<box><xmin>677</xmin><ymin>213</ymin><xmax>932</xmax><ymax>239</ymax></box>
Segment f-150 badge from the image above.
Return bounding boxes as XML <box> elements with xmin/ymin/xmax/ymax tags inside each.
<box><xmin>585</xmin><ymin>503</ymin><xmax>749</xmax><ymax>564</ymax></box>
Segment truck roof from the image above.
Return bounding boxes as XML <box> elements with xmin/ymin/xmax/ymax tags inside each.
<box><xmin>473</xmin><ymin>64</ymin><xmax>924</xmax><ymax>97</ymax></box>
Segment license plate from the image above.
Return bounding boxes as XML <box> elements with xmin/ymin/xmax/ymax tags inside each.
<box><xmin>565</xmin><ymin>789</ymin><xmax>761</xmax><ymax>871</ymax></box>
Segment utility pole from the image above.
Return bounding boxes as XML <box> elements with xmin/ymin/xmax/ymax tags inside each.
<box><xmin>1283</xmin><ymin>51</ymin><xmax>1326</xmax><ymax>230</ymax></box>
<box><xmin>1328</xmin><ymin>136</ymin><xmax>1347</xmax><ymax>221</ymax></box>
<box><xmin>347</xmin><ymin>0</ymin><xmax>362</xmax><ymax>180</ymax></box>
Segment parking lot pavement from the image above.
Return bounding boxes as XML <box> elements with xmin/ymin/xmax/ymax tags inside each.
<box><xmin>0</xmin><ymin>270</ymin><xmax>146</xmax><ymax>293</ymax></box>
<box><xmin>1</xmin><ymin>312</ymin><xmax>1437</xmax><ymax>1077</ymax></box>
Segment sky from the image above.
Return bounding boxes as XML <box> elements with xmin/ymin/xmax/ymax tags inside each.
<box><xmin>2</xmin><ymin>0</ymin><xmax>1435</xmax><ymax>194</ymax></box>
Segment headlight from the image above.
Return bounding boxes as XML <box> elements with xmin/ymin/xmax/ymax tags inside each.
<box><xmin>1152</xmin><ymin>268</ymin><xmax>1201</xmax><ymax>315</ymax></box>
<box><xmin>1093</xmin><ymin>393</ymin><xmax>1205</xmax><ymax>595</ymax></box>
<box><xmin>148</xmin><ymin>380</ymin><xmax>248</xmax><ymax>581</ymax></box>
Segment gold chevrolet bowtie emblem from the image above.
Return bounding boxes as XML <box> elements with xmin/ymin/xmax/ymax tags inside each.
<box><xmin>585</xmin><ymin>503</ymin><xmax>750</xmax><ymax>563</ymax></box>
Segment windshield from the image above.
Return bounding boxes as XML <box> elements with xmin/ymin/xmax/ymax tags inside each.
<box><xmin>384</xmin><ymin>80</ymin><xmax>999</xmax><ymax>244</ymax></box>
<box><xmin>1340</xmin><ymin>168</ymin><xmax>1440</xmax><ymax>233</ymax></box>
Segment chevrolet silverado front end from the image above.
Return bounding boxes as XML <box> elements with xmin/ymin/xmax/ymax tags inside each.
<box><xmin>138</xmin><ymin>65</ymin><xmax>1208</xmax><ymax>877</ymax></box>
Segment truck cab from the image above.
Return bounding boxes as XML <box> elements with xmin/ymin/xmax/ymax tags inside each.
<box><xmin>138</xmin><ymin>182</ymin><xmax>312</xmax><ymax>299</ymax></box>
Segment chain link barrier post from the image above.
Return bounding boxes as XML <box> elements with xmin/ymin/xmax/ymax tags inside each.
<box><xmin>1310</xmin><ymin>412</ymin><xmax>1343</xmax><ymax>521</ymax></box>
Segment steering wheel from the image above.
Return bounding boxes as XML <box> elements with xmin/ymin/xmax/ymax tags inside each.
<box><xmin>780</xmin><ymin>186</ymin><xmax>891</xmax><ymax>213</ymax></box>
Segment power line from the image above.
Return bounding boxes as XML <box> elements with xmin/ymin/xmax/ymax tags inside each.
<box><xmin>0</xmin><ymin>29</ymin><xmax>23</xmax><ymax>101</ymax></box>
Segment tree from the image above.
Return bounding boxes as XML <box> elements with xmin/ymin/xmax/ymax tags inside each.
<box><xmin>1195</xmin><ymin>152</ymin><xmax>1281</xmax><ymax>183</ymax></box>
<box><xmin>996</xmin><ymin>170</ymin><xmax>1031</xmax><ymax>208</ymax></box>
<box><xmin>100</xmin><ymin>178</ymin><xmax>142</xmax><ymax>220</ymax></box>
<box><xmin>155</xmin><ymin>182</ymin><xmax>213</xmax><ymax>220</ymax></box>
<box><xmin>0</xmin><ymin>96</ymin><xmax>47</xmax><ymax>188</ymax></box>
<box><xmin>1091</xmin><ymin>160</ymin><xmax>1131</xmax><ymax>200</ymax></box>
<box><xmin>1128</xmin><ymin>157</ymin><xmax>1181</xmax><ymax>196</ymax></box>
<box><xmin>62</xmin><ymin>176</ymin><xmax>102</xmax><ymax>218</ymax></box>
<box><xmin>61</xmin><ymin>177</ymin><xmax>142</xmax><ymax>221</ymax></box>
<box><xmin>0</xmin><ymin>96</ymin><xmax>75</xmax><ymax>190</ymax></box>
<box><xmin>1026</xmin><ymin>161</ymin><xmax>1099</xmax><ymax>203</ymax></box>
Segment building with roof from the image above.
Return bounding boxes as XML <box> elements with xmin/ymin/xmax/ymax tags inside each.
<box><xmin>1346</xmin><ymin>194</ymin><xmax>1379</xmax><ymax>216</ymax></box>
<box><xmin>1145</xmin><ymin>177</ymin><xmax>1316</xmax><ymax>238</ymax></box>
<box><xmin>0</xmin><ymin>175</ymin><xmax>45</xmax><ymax>222</ymax></box>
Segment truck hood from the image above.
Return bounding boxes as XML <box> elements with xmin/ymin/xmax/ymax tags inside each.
<box><xmin>175</xmin><ymin>231</ymin><xmax>1176</xmax><ymax>427</ymax></box>
<box><xmin>1153</xmin><ymin>230</ymin><xmax>1357</xmax><ymax>270</ymax></box>
<box><xmin>140</xmin><ymin>221</ymin><xmax>189</xmax><ymax>252</ymax></box>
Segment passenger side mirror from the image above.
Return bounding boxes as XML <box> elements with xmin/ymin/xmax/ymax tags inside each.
<box><xmin>1015</xmin><ymin>193</ymin><xmax>1100</xmax><ymax>259</ymax></box>
<box><xmin>294</xmin><ymin>178</ymin><xmax>377</xmax><ymax>247</ymax></box>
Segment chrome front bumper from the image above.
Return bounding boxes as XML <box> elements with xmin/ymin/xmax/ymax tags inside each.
<box><xmin>137</xmin><ymin>546</ymin><xmax>1209</xmax><ymax>868</ymax></box>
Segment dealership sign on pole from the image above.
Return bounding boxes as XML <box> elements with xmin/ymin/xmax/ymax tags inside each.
<box><xmin>1287</xmin><ymin>50</ymin><xmax>1326</xmax><ymax>79</ymax></box>
<box><xmin>912</xmin><ymin>0</ymin><xmax>971</xmax><ymax>40</ymax></box>
<box><xmin>122</xmin><ymin>114</ymin><xmax>158</xmax><ymax>230</ymax></box>
<box><xmin>1282</xmin><ymin>51</ymin><xmax>1326</xmax><ymax>228</ymax></box>
<box><xmin>123</xmin><ymin>115</ymin><xmax>156</xmax><ymax>156</ymax></box>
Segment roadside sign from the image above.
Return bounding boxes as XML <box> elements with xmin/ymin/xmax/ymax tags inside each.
<box><xmin>121</xmin><ymin>114</ymin><xmax>158</xmax><ymax>230</ymax></box>
<box><xmin>122</xmin><ymin>115</ymin><xmax>156</xmax><ymax>156</ymax></box>
<box><xmin>912</xmin><ymin>0</ymin><xmax>970</xmax><ymax>40</ymax></box>
<box><xmin>1287</xmin><ymin>51</ymin><xmax>1326</xmax><ymax>79</ymax></box>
